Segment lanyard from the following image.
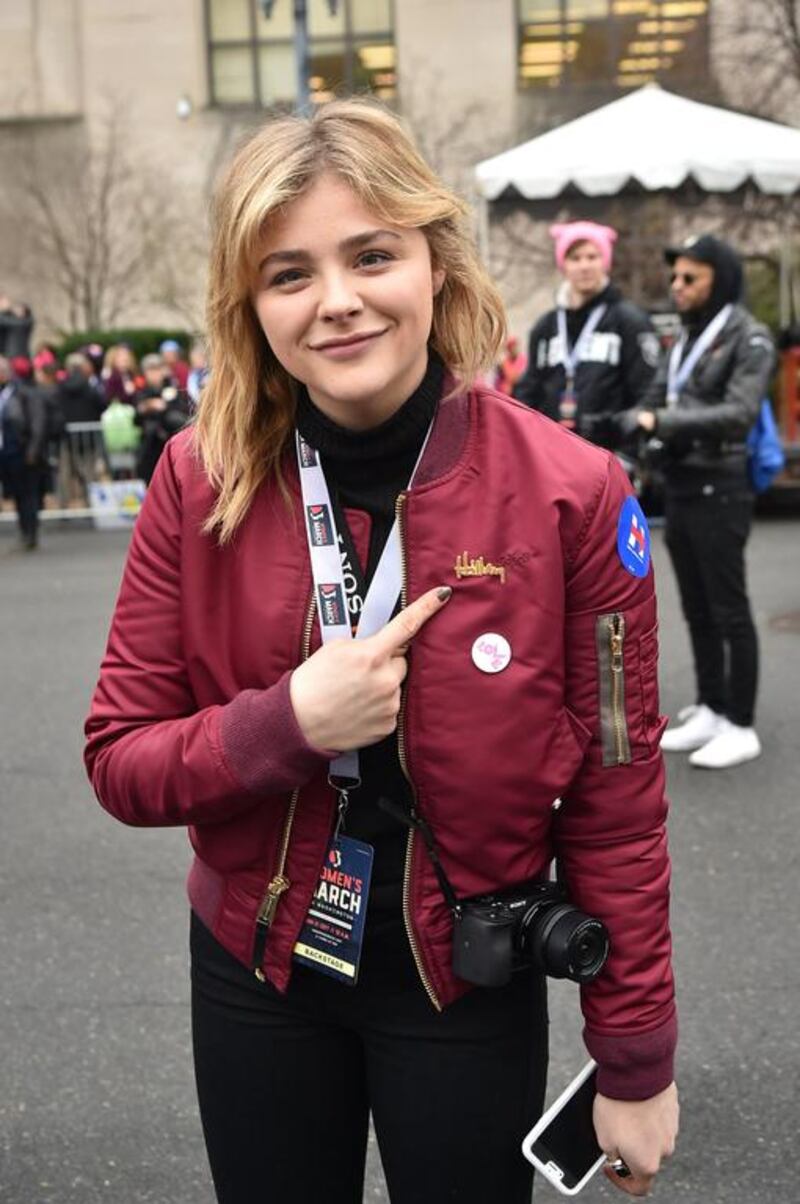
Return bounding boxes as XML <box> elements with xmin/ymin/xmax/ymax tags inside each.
<box><xmin>0</xmin><ymin>383</ymin><xmax>11</xmax><ymax>450</ymax></box>
<box><xmin>667</xmin><ymin>303</ymin><xmax>732</xmax><ymax>405</ymax></box>
<box><xmin>295</xmin><ymin>422</ymin><xmax>433</xmax><ymax>797</ymax></box>
<box><xmin>557</xmin><ymin>303</ymin><xmax>607</xmax><ymax>385</ymax></box>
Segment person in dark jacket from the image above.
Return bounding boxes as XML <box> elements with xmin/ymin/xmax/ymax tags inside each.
<box><xmin>58</xmin><ymin>353</ymin><xmax>107</xmax><ymax>501</ymax></box>
<box><xmin>85</xmin><ymin>102</ymin><xmax>678</xmax><ymax>1204</ymax></box>
<box><xmin>134</xmin><ymin>354</ymin><xmax>190</xmax><ymax>484</ymax></box>
<box><xmin>620</xmin><ymin>234</ymin><xmax>775</xmax><ymax>769</ymax></box>
<box><xmin>0</xmin><ymin>355</ymin><xmax>48</xmax><ymax>548</ymax></box>
<box><xmin>59</xmin><ymin>353</ymin><xmax>106</xmax><ymax>424</ymax></box>
<box><xmin>514</xmin><ymin>221</ymin><xmax>660</xmax><ymax>451</ymax></box>
<box><xmin>0</xmin><ymin>354</ymin><xmax>23</xmax><ymax>496</ymax></box>
<box><xmin>0</xmin><ymin>296</ymin><xmax>34</xmax><ymax>358</ymax></box>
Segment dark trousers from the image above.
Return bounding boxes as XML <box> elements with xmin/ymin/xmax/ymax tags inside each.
<box><xmin>0</xmin><ymin>455</ymin><xmax>42</xmax><ymax>546</ymax></box>
<box><xmin>664</xmin><ymin>491</ymin><xmax>758</xmax><ymax>727</ymax></box>
<box><xmin>191</xmin><ymin>912</ymin><xmax>548</xmax><ymax>1204</ymax></box>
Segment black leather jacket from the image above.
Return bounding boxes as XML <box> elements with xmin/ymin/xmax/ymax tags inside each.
<box><xmin>643</xmin><ymin>305</ymin><xmax>775</xmax><ymax>492</ymax></box>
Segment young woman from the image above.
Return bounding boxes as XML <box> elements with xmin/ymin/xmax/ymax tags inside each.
<box><xmin>102</xmin><ymin>342</ymin><xmax>140</xmax><ymax>405</ymax></box>
<box><xmin>85</xmin><ymin>100</ymin><xmax>678</xmax><ymax>1204</ymax></box>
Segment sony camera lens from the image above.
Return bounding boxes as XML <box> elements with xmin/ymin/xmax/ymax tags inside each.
<box><xmin>523</xmin><ymin>903</ymin><xmax>609</xmax><ymax>983</ymax></box>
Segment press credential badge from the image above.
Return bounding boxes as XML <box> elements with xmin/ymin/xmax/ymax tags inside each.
<box><xmin>293</xmin><ymin>836</ymin><xmax>374</xmax><ymax>985</ymax></box>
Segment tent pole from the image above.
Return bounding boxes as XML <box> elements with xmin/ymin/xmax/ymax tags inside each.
<box><xmin>779</xmin><ymin>197</ymin><xmax>791</xmax><ymax>330</ymax></box>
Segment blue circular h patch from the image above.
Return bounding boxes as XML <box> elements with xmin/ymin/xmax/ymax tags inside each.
<box><xmin>617</xmin><ymin>496</ymin><xmax>650</xmax><ymax>578</ymax></box>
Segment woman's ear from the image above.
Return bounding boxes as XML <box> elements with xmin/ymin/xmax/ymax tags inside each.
<box><xmin>432</xmin><ymin>266</ymin><xmax>446</xmax><ymax>296</ymax></box>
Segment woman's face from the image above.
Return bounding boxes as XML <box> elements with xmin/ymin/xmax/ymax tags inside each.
<box><xmin>253</xmin><ymin>173</ymin><xmax>445</xmax><ymax>429</ymax></box>
<box><xmin>116</xmin><ymin>347</ymin><xmax>135</xmax><ymax>373</ymax></box>
<box><xmin>562</xmin><ymin>240</ymin><xmax>605</xmax><ymax>297</ymax></box>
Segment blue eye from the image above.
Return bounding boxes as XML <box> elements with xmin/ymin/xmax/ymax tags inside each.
<box><xmin>271</xmin><ymin>268</ymin><xmax>307</xmax><ymax>287</ymax></box>
<box><xmin>358</xmin><ymin>250</ymin><xmax>393</xmax><ymax>268</ymax></box>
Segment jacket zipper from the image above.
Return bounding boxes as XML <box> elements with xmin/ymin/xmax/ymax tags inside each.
<box><xmin>395</xmin><ymin>492</ymin><xmax>442</xmax><ymax>1012</ymax></box>
<box><xmin>595</xmin><ymin>611</ymin><xmax>632</xmax><ymax>767</ymax></box>
<box><xmin>252</xmin><ymin>591</ymin><xmax>317</xmax><ymax>980</ymax></box>
<box><xmin>609</xmin><ymin>614</ymin><xmax>627</xmax><ymax>764</ymax></box>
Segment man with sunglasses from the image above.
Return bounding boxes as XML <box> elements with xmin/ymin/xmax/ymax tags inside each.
<box><xmin>619</xmin><ymin>234</ymin><xmax>775</xmax><ymax>769</ymax></box>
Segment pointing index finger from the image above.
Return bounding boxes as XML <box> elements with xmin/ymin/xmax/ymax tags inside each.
<box><xmin>370</xmin><ymin>586</ymin><xmax>452</xmax><ymax>657</ymax></box>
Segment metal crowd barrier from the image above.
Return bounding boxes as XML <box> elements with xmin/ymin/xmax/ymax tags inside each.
<box><xmin>0</xmin><ymin>421</ymin><xmax>141</xmax><ymax>524</ymax></box>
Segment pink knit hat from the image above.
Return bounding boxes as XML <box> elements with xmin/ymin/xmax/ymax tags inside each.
<box><xmin>549</xmin><ymin>221</ymin><xmax>618</xmax><ymax>272</ymax></box>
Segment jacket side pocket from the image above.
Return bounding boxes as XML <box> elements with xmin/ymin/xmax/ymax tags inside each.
<box><xmin>595</xmin><ymin>611</ymin><xmax>632</xmax><ymax>767</ymax></box>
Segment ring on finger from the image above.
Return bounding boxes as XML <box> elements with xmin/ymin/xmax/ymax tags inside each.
<box><xmin>607</xmin><ymin>1157</ymin><xmax>632</xmax><ymax>1178</ymax></box>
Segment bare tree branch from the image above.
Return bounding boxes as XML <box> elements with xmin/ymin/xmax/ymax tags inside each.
<box><xmin>15</xmin><ymin>98</ymin><xmax>202</xmax><ymax>332</ymax></box>
<box><xmin>714</xmin><ymin>0</ymin><xmax>800</xmax><ymax>120</ymax></box>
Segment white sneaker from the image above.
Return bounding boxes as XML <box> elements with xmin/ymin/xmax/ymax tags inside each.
<box><xmin>660</xmin><ymin>704</ymin><xmax>727</xmax><ymax>752</ymax></box>
<box><xmin>689</xmin><ymin>724</ymin><xmax>762</xmax><ymax>769</ymax></box>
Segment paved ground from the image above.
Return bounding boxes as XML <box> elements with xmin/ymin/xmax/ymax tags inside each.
<box><xmin>1</xmin><ymin>517</ymin><xmax>798</xmax><ymax>1203</ymax></box>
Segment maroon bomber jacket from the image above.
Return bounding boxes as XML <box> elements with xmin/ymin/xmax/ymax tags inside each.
<box><xmin>85</xmin><ymin>384</ymin><xmax>677</xmax><ymax>1100</ymax></box>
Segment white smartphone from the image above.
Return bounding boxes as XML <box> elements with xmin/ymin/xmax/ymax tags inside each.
<box><xmin>521</xmin><ymin>1060</ymin><xmax>606</xmax><ymax>1195</ymax></box>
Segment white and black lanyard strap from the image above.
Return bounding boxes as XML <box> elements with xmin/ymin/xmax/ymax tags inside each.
<box><xmin>557</xmin><ymin>303</ymin><xmax>607</xmax><ymax>389</ymax></box>
<box><xmin>666</xmin><ymin>303</ymin><xmax>733</xmax><ymax>406</ymax></box>
<box><xmin>295</xmin><ymin>424</ymin><xmax>433</xmax><ymax>811</ymax></box>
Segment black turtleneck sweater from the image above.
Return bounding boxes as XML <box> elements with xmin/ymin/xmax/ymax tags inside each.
<box><xmin>295</xmin><ymin>354</ymin><xmax>444</xmax><ymax>916</ymax></box>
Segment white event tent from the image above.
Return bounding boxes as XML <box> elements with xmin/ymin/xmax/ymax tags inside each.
<box><xmin>475</xmin><ymin>83</ymin><xmax>800</xmax><ymax>201</ymax></box>
<box><xmin>474</xmin><ymin>84</ymin><xmax>800</xmax><ymax>320</ymax></box>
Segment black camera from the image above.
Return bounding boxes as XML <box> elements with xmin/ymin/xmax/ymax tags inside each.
<box><xmin>452</xmin><ymin>881</ymin><xmax>609</xmax><ymax>988</ymax></box>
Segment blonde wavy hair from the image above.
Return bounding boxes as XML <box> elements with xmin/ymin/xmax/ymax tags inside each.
<box><xmin>196</xmin><ymin>97</ymin><xmax>506</xmax><ymax>542</ymax></box>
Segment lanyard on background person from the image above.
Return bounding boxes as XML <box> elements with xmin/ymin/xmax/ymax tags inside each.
<box><xmin>0</xmin><ymin>383</ymin><xmax>9</xmax><ymax>450</ymax></box>
<box><xmin>556</xmin><ymin>303</ymin><xmax>607</xmax><ymax>389</ymax></box>
<box><xmin>294</xmin><ymin>423</ymin><xmax>433</xmax><ymax>809</ymax></box>
<box><xmin>666</xmin><ymin>303</ymin><xmax>733</xmax><ymax>405</ymax></box>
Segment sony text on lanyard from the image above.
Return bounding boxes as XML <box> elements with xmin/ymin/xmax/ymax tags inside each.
<box><xmin>667</xmin><ymin>303</ymin><xmax>733</xmax><ymax>405</ymax></box>
<box><xmin>295</xmin><ymin>424</ymin><xmax>433</xmax><ymax>789</ymax></box>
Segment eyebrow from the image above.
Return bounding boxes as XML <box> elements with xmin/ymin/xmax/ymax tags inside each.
<box><xmin>259</xmin><ymin>228</ymin><xmax>402</xmax><ymax>271</ymax></box>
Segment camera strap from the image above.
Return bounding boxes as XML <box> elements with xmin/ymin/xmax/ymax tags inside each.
<box><xmin>377</xmin><ymin>796</ymin><xmax>462</xmax><ymax>917</ymax></box>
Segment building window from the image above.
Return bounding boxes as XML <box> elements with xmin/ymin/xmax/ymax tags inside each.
<box><xmin>206</xmin><ymin>0</ymin><xmax>395</xmax><ymax>108</ymax></box>
<box><xmin>518</xmin><ymin>0</ymin><xmax>710</xmax><ymax>91</ymax></box>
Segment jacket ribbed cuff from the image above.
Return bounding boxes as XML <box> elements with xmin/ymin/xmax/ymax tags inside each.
<box><xmin>220</xmin><ymin>671</ymin><xmax>333</xmax><ymax>795</ymax></box>
<box><xmin>584</xmin><ymin>1009</ymin><xmax>678</xmax><ymax>1100</ymax></box>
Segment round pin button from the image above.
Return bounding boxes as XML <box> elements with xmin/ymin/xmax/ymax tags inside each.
<box><xmin>471</xmin><ymin>632</ymin><xmax>512</xmax><ymax>674</ymax></box>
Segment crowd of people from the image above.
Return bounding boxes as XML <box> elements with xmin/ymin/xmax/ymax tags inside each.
<box><xmin>0</xmin><ymin>329</ymin><xmax>207</xmax><ymax>549</ymax></box>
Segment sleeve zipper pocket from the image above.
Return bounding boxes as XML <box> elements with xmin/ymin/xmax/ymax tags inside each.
<box><xmin>595</xmin><ymin>611</ymin><xmax>632</xmax><ymax>767</ymax></box>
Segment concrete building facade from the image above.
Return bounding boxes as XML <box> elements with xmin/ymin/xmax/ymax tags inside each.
<box><xmin>0</xmin><ymin>0</ymin><xmax>790</xmax><ymax>342</ymax></box>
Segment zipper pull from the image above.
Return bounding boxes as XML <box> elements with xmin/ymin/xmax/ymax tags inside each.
<box><xmin>253</xmin><ymin>874</ymin><xmax>291</xmax><ymax>981</ymax></box>
<box><xmin>257</xmin><ymin>874</ymin><xmax>291</xmax><ymax>927</ymax></box>
<box><xmin>610</xmin><ymin>615</ymin><xmax>624</xmax><ymax>671</ymax></box>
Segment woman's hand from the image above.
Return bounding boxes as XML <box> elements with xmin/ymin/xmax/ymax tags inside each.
<box><xmin>594</xmin><ymin>1081</ymin><xmax>679</xmax><ymax>1197</ymax></box>
<box><xmin>290</xmin><ymin>586</ymin><xmax>452</xmax><ymax>752</ymax></box>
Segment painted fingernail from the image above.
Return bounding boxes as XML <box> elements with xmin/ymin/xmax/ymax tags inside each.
<box><xmin>437</xmin><ymin>586</ymin><xmax>453</xmax><ymax>602</ymax></box>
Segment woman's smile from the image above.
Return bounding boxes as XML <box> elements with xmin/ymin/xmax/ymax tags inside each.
<box><xmin>310</xmin><ymin>328</ymin><xmax>389</xmax><ymax>358</ymax></box>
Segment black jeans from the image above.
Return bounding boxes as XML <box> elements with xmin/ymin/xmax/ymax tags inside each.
<box><xmin>664</xmin><ymin>490</ymin><xmax>758</xmax><ymax>727</ymax></box>
<box><xmin>0</xmin><ymin>455</ymin><xmax>42</xmax><ymax>546</ymax></box>
<box><xmin>191</xmin><ymin>911</ymin><xmax>548</xmax><ymax>1204</ymax></box>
